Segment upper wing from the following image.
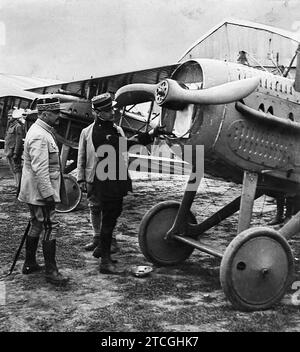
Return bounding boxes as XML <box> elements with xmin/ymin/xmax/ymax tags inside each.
<box><xmin>0</xmin><ymin>64</ymin><xmax>177</xmax><ymax>144</ymax></box>
<box><xmin>0</xmin><ymin>74</ymin><xmax>61</xmax><ymax>99</ymax></box>
<box><xmin>26</xmin><ymin>64</ymin><xmax>179</xmax><ymax>99</ymax></box>
<box><xmin>0</xmin><ymin>82</ymin><xmax>40</xmax><ymax>100</ymax></box>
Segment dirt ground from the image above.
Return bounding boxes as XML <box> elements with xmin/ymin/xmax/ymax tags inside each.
<box><xmin>1</xmin><ymin>166</ymin><xmax>300</xmax><ymax>332</ymax></box>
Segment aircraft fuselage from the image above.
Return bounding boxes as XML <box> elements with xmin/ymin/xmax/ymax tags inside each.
<box><xmin>161</xmin><ymin>59</ymin><xmax>300</xmax><ymax>195</ymax></box>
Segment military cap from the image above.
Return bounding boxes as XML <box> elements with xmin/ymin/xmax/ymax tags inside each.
<box><xmin>92</xmin><ymin>93</ymin><xmax>116</xmax><ymax>112</ymax></box>
<box><xmin>36</xmin><ymin>96</ymin><xmax>61</xmax><ymax>112</ymax></box>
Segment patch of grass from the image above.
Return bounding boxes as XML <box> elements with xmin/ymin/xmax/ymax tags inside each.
<box><xmin>114</xmin><ymin>259</ymin><xmax>221</xmax><ymax>299</ymax></box>
<box><xmin>159</xmin><ymin>305</ymin><xmax>229</xmax><ymax>327</ymax></box>
<box><xmin>72</xmin><ymin>303</ymin><xmax>163</xmax><ymax>332</ymax></box>
<box><xmin>56</xmin><ymin>225</ymin><xmax>87</xmax><ymax>269</ymax></box>
<box><xmin>219</xmin><ymin>304</ymin><xmax>300</xmax><ymax>332</ymax></box>
<box><xmin>27</xmin><ymin>312</ymin><xmax>62</xmax><ymax>332</ymax></box>
<box><xmin>226</xmin><ymin>310</ymin><xmax>289</xmax><ymax>332</ymax></box>
<box><xmin>116</xmin><ymin>274</ymin><xmax>218</xmax><ymax>301</ymax></box>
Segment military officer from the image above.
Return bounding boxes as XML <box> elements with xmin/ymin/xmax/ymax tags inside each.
<box><xmin>90</xmin><ymin>92</ymin><xmax>159</xmax><ymax>274</ymax></box>
<box><xmin>18</xmin><ymin>96</ymin><xmax>69</xmax><ymax>286</ymax></box>
<box><xmin>77</xmin><ymin>112</ymin><xmax>120</xmax><ymax>255</ymax></box>
<box><xmin>4</xmin><ymin>108</ymin><xmax>24</xmax><ymax>189</ymax></box>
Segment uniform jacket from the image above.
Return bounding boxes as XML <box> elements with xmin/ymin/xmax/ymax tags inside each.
<box><xmin>77</xmin><ymin>121</ymin><xmax>125</xmax><ymax>184</ymax></box>
<box><xmin>18</xmin><ymin>119</ymin><xmax>62</xmax><ymax>206</ymax></box>
<box><xmin>4</xmin><ymin>120</ymin><xmax>24</xmax><ymax>158</ymax></box>
<box><xmin>92</xmin><ymin>119</ymin><xmax>152</xmax><ymax>200</ymax></box>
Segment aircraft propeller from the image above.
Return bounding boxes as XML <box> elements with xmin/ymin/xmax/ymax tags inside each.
<box><xmin>115</xmin><ymin>76</ymin><xmax>260</xmax><ymax>109</ymax></box>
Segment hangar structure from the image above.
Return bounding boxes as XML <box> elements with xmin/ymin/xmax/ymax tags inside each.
<box><xmin>179</xmin><ymin>18</ymin><xmax>300</xmax><ymax>76</ymax></box>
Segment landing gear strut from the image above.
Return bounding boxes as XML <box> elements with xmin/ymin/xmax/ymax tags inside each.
<box><xmin>138</xmin><ymin>169</ymin><xmax>296</xmax><ymax>311</ymax></box>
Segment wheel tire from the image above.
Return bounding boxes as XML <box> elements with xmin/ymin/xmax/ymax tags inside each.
<box><xmin>138</xmin><ymin>200</ymin><xmax>197</xmax><ymax>266</ymax></box>
<box><xmin>56</xmin><ymin>174</ymin><xmax>82</xmax><ymax>213</ymax></box>
<box><xmin>220</xmin><ymin>226</ymin><xmax>294</xmax><ymax>311</ymax></box>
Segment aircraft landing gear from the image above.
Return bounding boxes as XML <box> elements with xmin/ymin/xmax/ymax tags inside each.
<box><xmin>138</xmin><ymin>201</ymin><xmax>196</xmax><ymax>266</ymax></box>
<box><xmin>220</xmin><ymin>227</ymin><xmax>294</xmax><ymax>311</ymax></box>
<box><xmin>138</xmin><ymin>168</ymin><xmax>297</xmax><ymax>311</ymax></box>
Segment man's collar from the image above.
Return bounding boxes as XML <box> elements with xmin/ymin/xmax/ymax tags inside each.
<box><xmin>35</xmin><ymin>118</ymin><xmax>55</xmax><ymax>134</ymax></box>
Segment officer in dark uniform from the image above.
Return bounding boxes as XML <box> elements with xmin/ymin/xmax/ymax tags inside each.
<box><xmin>91</xmin><ymin>92</ymin><xmax>158</xmax><ymax>274</ymax></box>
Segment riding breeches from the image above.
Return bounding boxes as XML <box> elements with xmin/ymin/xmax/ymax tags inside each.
<box><xmin>27</xmin><ymin>204</ymin><xmax>59</xmax><ymax>240</ymax></box>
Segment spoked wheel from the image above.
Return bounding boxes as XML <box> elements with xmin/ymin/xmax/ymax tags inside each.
<box><xmin>220</xmin><ymin>227</ymin><xmax>294</xmax><ymax>311</ymax></box>
<box><xmin>56</xmin><ymin>174</ymin><xmax>82</xmax><ymax>213</ymax></box>
<box><xmin>138</xmin><ymin>201</ymin><xmax>197</xmax><ymax>266</ymax></box>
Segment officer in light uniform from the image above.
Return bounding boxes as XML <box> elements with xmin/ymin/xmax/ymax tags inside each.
<box><xmin>18</xmin><ymin>96</ymin><xmax>69</xmax><ymax>286</ymax></box>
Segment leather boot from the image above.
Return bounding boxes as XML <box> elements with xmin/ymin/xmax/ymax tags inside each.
<box><xmin>93</xmin><ymin>246</ymin><xmax>117</xmax><ymax>262</ymax></box>
<box><xmin>84</xmin><ymin>235</ymin><xmax>100</xmax><ymax>251</ymax></box>
<box><xmin>42</xmin><ymin>240</ymin><xmax>69</xmax><ymax>286</ymax></box>
<box><xmin>99</xmin><ymin>235</ymin><xmax>121</xmax><ymax>274</ymax></box>
<box><xmin>111</xmin><ymin>237</ymin><xmax>120</xmax><ymax>253</ymax></box>
<box><xmin>22</xmin><ymin>236</ymin><xmax>43</xmax><ymax>275</ymax></box>
<box><xmin>99</xmin><ymin>258</ymin><xmax>122</xmax><ymax>274</ymax></box>
<box><xmin>92</xmin><ymin>244</ymin><xmax>101</xmax><ymax>258</ymax></box>
<box><xmin>93</xmin><ymin>236</ymin><xmax>119</xmax><ymax>258</ymax></box>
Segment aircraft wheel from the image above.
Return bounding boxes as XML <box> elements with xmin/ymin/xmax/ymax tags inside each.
<box><xmin>138</xmin><ymin>201</ymin><xmax>196</xmax><ymax>266</ymax></box>
<box><xmin>220</xmin><ymin>227</ymin><xmax>294</xmax><ymax>311</ymax></box>
<box><xmin>56</xmin><ymin>174</ymin><xmax>82</xmax><ymax>213</ymax></box>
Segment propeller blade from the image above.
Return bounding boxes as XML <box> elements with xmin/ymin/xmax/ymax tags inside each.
<box><xmin>114</xmin><ymin>76</ymin><xmax>260</xmax><ymax>109</ymax></box>
<box><xmin>115</xmin><ymin>83</ymin><xmax>157</xmax><ymax>107</ymax></box>
<box><xmin>155</xmin><ymin>77</ymin><xmax>260</xmax><ymax>106</ymax></box>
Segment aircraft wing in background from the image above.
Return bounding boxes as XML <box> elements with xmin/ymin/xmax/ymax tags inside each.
<box><xmin>26</xmin><ymin>63</ymin><xmax>179</xmax><ymax>99</ymax></box>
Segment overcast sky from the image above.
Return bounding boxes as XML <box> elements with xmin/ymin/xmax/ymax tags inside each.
<box><xmin>0</xmin><ymin>0</ymin><xmax>300</xmax><ymax>81</ymax></box>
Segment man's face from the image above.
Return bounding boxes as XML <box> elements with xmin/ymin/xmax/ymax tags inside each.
<box><xmin>96</xmin><ymin>109</ymin><xmax>115</xmax><ymax>121</ymax></box>
<box><xmin>46</xmin><ymin>110</ymin><xmax>60</xmax><ymax>126</ymax></box>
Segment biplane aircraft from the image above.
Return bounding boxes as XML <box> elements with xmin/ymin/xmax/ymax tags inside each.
<box><xmin>1</xmin><ymin>18</ymin><xmax>300</xmax><ymax>310</ymax></box>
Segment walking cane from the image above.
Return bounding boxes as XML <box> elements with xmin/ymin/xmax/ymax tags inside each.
<box><xmin>6</xmin><ymin>221</ymin><xmax>31</xmax><ymax>276</ymax></box>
